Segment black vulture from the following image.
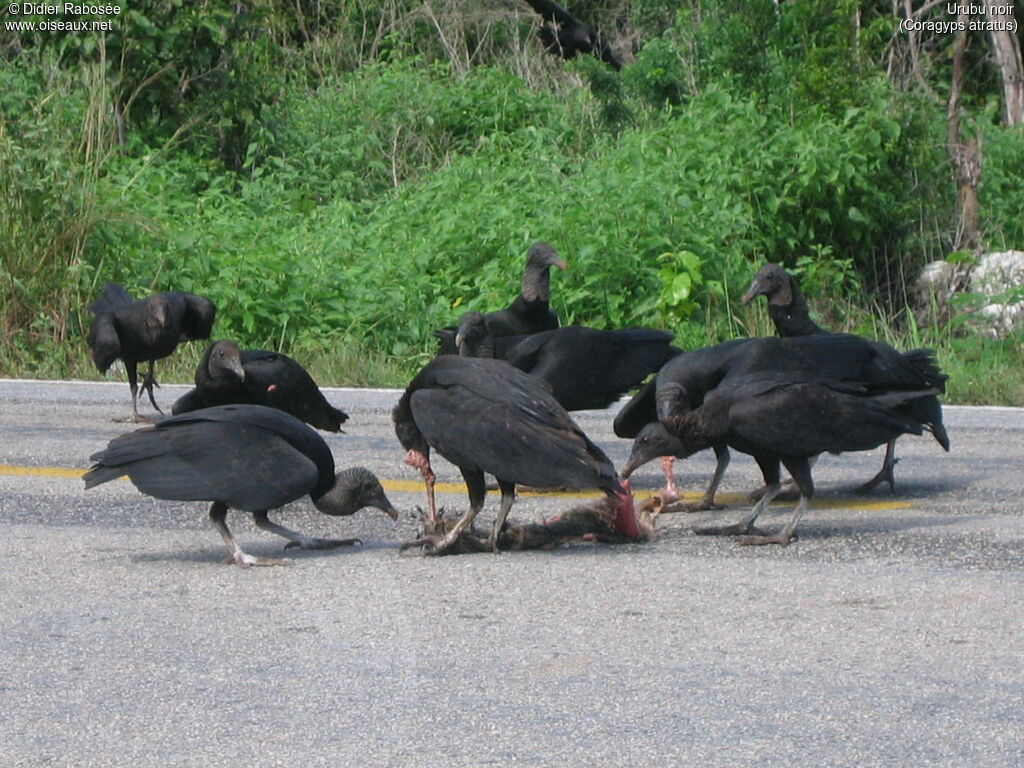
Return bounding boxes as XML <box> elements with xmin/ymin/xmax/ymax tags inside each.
<box><xmin>392</xmin><ymin>355</ymin><xmax>637</xmax><ymax>555</ymax></box>
<box><xmin>741</xmin><ymin>263</ymin><xmax>937</xmax><ymax>493</ymax></box>
<box><xmin>621</xmin><ymin>333</ymin><xmax>949</xmax><ymax>506</ymax></box>
<box><xmin>741</xmin><ymin>263</ymin><xmax>825</xmax><ymax>337</ymax></box>
<box><xmin>614</xmin><ymin>340</ymin><xmax>750</xmax><ymax>509</ymax></box>
<box><xmin>454</xmin><ymin>310</ymin><xmax>679</xmax><ymax>411</ymax></box>
<box><xmin>521</xmin><ymin>0</ymin><xmax>623</xmax><ymax>70</ymax></box>
<box><xmin>83</xmin><ymin>404</ymin><xmax>398</xmax><ymax>567</ymax></box>
<box><xmin>171</xmin><ymin>340</ymin><xmax>349</xmax><ymax>432</ymax></box>
<box><xmin>612</xmin><ymin>378</ymin><xmax>684</xmax><ymax>501</ymax></box>
<box><xmin>620</xmin><ymin>420</ymin><xmax>731</xmax><ymax>512</ymax></box>
<box><xmin>631</xmin><ymin>372</ymin><xmax>943</xmax><ymax>545</ymax></box>
<box><xmin>86</xmin><ymin>283</ymin><xmax>216</xmax><ymax>422</ymax></box>
<box><xmin>434</xmin><ymin>242</ymin><xmax>567</xmax><ymax>354</ymax></box>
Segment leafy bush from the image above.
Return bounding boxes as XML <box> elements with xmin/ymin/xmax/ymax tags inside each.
<box><xmin>257</xmin><ymin>60</ymin><xmax>592</xmax><ymax>203</ymax></box>
<box><xmin>2</xmin><ymin>3</ymin><xmax>1021</xmax><ymax>402</ymax></box>
<box><xmin>979</xmin><ymin>124</ymin><xmax>1024</xmax><ymax>249</ymax></box>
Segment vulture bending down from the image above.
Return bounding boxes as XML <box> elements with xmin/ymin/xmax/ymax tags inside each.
<box><xmin>86</xmin><ymin>282</ymin><xmax>216</xmax><ymax>422</ymax></box>
<box><xmin>656</xmin><ymin>373</ymin><xmax>943</xmax><ymax>545</ymax></box>
<box><xmin>84</xmin><ymin>405</ymin><xmax>397</xmax><ymax>567</ymax></box>
<box><xmin>434</xmin><ymin>242</ymin><xmax>567</xmax><ymax>354</ymax></box>
<box><xmin>621</xmin><ymin>333</ymin><xmax>949</xmax><ymax>506</ymax></box>
<box><xmin>392</xmin><ymin>356</ymin><xmax>638</xmax><ymax>555</ymax></box>
<box><xmin>614</xmin><ymin>340</ymin><xmax>750</xmax><ymax>508</ymax></box>
<box><xmin>455</xmin><ymin>311</ymin><xmax>679</xmax><ymax>411</ymax></box>
<box><xmin>172</xmin><ymin>340</ymin><xmax>349</xmax><ymax>432</ymax></box>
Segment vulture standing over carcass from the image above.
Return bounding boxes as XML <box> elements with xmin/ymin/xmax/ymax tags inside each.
<box><xmin>392</xmin><ymin>355</ymin><xmax>638</xmax><ymax>555</ymax></box>
<box><xmin>634</xmin><ymin>372</ymin><xmax>943</xmax><ymax>545</ymax></box>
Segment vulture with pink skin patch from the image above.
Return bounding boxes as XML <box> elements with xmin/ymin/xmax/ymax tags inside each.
<box><xmin>392</xmin><ymin>355</ymin><xmax>637</xmax><ymax>556</ymax></box>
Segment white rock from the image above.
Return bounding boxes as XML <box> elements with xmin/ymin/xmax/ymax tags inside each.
<box><xmin>970</xmin><ymin>250</ymin><xmax>1024</xmax><ymax>337</ymax></box>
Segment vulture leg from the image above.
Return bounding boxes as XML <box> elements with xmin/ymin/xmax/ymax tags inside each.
<box><xmin>695</xmin><ymin>456</ymin><xmax>778</xmax><ymax>537</ymax></box>
<box><xmin>680</xmin><ymin>444</ymin><xmax>730</xmax><ymax>512</ymax></box>
<box><xmin>740</xmin><ymin>457</ymin><xmax>813</xmax><ymax>546</ymax></box>
<box><xmin>209</xmin><ymin>502</ymin><xmax>287</xmax><ymax>567</ymax></box>
<box><xmin>854</xmin><ymin>440</ymin><xmax>898</xmax><ymax>496</ymax></box>
<box><xmin>141</xmin><ymin>360</ymin><xmax>163</xmax><ymax>415</ymax></box>
<box><xmin>486</xmin><ymin>479</ymin><xmax>517</xmax><ymax>552</ymax></box>
<box><xmin>748</xmin><ymin>453</ymin><xmax>816</xmax><ymax>502</ymax></box>
<box><xmin>402</xmin><ymin>468</ymin><xmax>486</xmax><ymax>555</ymax></box>
<box><xmin>252</xmin><ymin>510</ymin><xmax>361</xmax><ymax>551</ymax></box>
<box><xmin>403</xmin><ymin>449</ymin><xmax>437</xmax><ymax>530</ymax></box>
<box><xmin>115</xmin><ymin>360</ymin><xmax>149</xmax><ymax>423</ymax></box>
<box><xmin>659</xmin><ymin>456</ymin><xmax>680</xmax><ymax>504</ymax></box>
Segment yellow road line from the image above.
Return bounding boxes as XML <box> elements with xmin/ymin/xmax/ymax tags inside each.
<box><xmin>1</xmin><ymin>464</ymin><xmax>87</xmax><ymax>479</ymax></box>
<box><xmin>0</xmin><ymin>464</ymin><xmax>911</xmax><ymax>511</ymax></box>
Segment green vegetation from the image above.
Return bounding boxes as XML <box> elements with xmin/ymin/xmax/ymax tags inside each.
<box><xmin>1</xmin><ymin>1</ymin><xmax>1022</xmax><ymax>403</ymax></box>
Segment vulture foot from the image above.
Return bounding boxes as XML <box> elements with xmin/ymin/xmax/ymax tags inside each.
<box><xmin>114</xmin><ymin>413</ymin><xmax>156</xmax><ymax>424</ymax></box>
<box><xmin>399</xmin><ymin>533</ymin><xmax>471</xmax><ymax>556</ymax></box>
<box><xmin>693</xmin><ymin>522</ymin><xmax>768</xmax><ymax>537</ymax></box>
<box><xmin>141</xmin><ymin>372</ymin><xmax>163</xmax><ymax>414</ymax></box>
<box><xmin>853</xmin><ymin>460</ymin><xmax>899</xmax><ymax>496</ymax></box>
<box><xmin>283</xmin><ymin>536</ymin><xmax>361</xmax><ymax>551</ymax></box>
<box><xmin>738</xmin><ymin>530</ymin><xmax>799</xmax><ymax>547</ymax></box>
<box><xmin>664</xmin><ymin>499</ymin><xmax>725</xmax><ymax>514</ymax></box>
<box><xmin>223</xmin><ymin>552</ymin><xmax>291</xmax><ymax>568</ymax></box>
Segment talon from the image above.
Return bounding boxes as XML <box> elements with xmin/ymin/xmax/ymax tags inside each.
<box><xmin>228</xmin><ymin>553</ymin><xmax>290</xmax><ymax>567</ymax></box>
<box><xmin>738</xmin><ymin>531</ymin><xmax>798</xmax><ymax>547</ymax></box>
<box><xmin>694</xmin><ymin>523</ymin><xmax>767</xmax><ymax>537</ymax></box>
<box><xmin>283</xmin><ymin>537</ymin><xmax>361</xmax><ymax>551</ymax></box>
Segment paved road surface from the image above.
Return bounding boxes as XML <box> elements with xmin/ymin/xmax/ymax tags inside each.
<box><xmin>1</xmin><ymin>379</ymin><xmax>1021</xmax><ymax>767</ymax></box>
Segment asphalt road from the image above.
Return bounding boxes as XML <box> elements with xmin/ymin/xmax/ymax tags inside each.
<box><xmin>1</xmin><ymin>378</ymin><xmax>1022</xmax><ymax>767</ymax></box>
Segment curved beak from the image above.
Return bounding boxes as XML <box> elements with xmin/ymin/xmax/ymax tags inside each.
<box><xmin>553</xmin><ymin>257</ymin><xmax>568</xmax><ymax>271</ymax></box>
<box><xmin>228</xmin><ymin>357</ymin><xmax>246</xmax><ymax>381</ymax></box>
<box><xmin>375</xmin><ymin>491</ymin><xmax>400</xmax><ymax>521</ymax></box>
<box><xmin>741</xmin><ymin>278</ymin><xmax>766</xmax><ymax>305</ymax></box>
<box><xmin>620</xmin><ymin>456</ymin><xmax>640</xmax><ymax>480</ymax></box>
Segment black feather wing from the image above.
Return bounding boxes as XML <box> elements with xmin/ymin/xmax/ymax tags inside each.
<box><xmin>84</xmin><ymin>416</ymin><xmax>318</xmax><ymax>510</ymax></box>
<box><xmin>725</xmin><ymin>381</ymin><xmax>925</xmax><ymax>457</ymax></box>
<box><xmin>503</xmin><ymin>327</ymin><xmax>675</xmax><ymax>411</ymax></box>
<box><xmin>239</xmin><ymin>350</ymin><xmax>348</xmax><ymax>431</ymax></box>
<box><xmin>409</xmin><ymin>357</ymin><xmax>619</xmax><ymax>492</ymax></box>
<box><xmin>177</xmin><ymin>293</ymin><xmax>216</xmax><ymax>341</ymax></box>
<box><xmin>88</xmin><ymin>283</ymin><xmax>133</xmax><ymax>315</ymax></box>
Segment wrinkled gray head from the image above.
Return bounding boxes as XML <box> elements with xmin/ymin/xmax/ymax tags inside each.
<box><xmin>741</xmin><ymin>263</ymin><xmax>792</xmax><ymax>306</ymax></box>
<box><xmin>313</xmin><ymin>467</ymin><xmax>399</xmax><ymax>520</ymax></box>
<box><xmin>454</xmin><ymin>311</ymin><xmax>491</xmax><ymax>357</ymax></box>
<box><xmin>526</xmin><ymin>241</ymin><xmax>568</xmax><ymax>272</ymax></box>
<box><xmin>206</xmin><ymin>339</ymin><xmax>246</xmax><ymax>381</ymax></box>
